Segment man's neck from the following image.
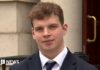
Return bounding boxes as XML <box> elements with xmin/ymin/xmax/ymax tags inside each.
<box><xmin>40</xmin><ymin>45</ymin><xmax>65</xmax><ymax>59</ymax></box>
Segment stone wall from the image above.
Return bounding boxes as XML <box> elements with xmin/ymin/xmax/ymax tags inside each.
<box><xmin>0</xmin><ymin>0</ymin><xmax>39</xmax><ymax>57</ymax></box>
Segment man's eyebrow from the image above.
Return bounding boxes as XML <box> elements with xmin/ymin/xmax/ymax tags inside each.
<box><xmin>48</xmin><ymin>23</ymin><xmax>59</xmax><ymax>25</ymax></box>
<box><xmin>34</xmin><ymin>25</ymin><xmax>43</xmax><ymax>28</ymax></box>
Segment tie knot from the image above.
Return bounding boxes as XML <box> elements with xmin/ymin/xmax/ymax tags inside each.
<box><xmin>45</xmin><ymin>61</ymin><xmax>56</xmax><ymax>70</ymax></box>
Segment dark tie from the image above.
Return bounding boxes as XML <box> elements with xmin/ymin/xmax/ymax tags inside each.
<box><xmin>45</xmin><ymin>61</ymin><xmax>56</xmax><ymax>70</ymax></box>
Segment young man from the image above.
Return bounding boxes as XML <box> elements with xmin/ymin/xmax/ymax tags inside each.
<box><xmin>10</xmin><ymin>2</ymin><xmax>97</xmax><ymax>70</ymax></box>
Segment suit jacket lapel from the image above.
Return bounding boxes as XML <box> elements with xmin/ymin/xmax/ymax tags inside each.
<box><xmin>27</xmin><ymin>50</ymin><xmax>77</xmax><ymax>70</ymax></box>
<box><xmin>28</xmin><ymin>52</ymin><xmax>42</xmax><ymax>70</ymax></box>
<box><xmin>60</xmin><ymin>50</ymin><xmax>77</xmax><ymax>70</ymax></box>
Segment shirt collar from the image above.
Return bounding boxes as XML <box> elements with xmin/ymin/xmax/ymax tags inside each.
<box><xmin>39</xmin><ymin>47</ymin><xmax>68</xmax><ymax>68</ymax></box>
<box><xmin>39</xmin><ymin>51</ymin><xmax>49</xmax><ymax>67</ymax></box>
<box><xmin>53</xmin><ymin>47</ymin><xmax>68</xmax><ymax>66</ymax></box>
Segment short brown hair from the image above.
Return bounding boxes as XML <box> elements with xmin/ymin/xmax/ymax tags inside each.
<box><xmin>28</xmin><ymin>2</ymin><xmax>64</xmax><ymax>26</ymax></box>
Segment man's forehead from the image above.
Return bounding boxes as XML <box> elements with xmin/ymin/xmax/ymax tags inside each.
<box><xmin>34</xmin><ymin>22</ymin><xmax>59</xmax><ymax>28</ymax></box>
<box><xmin>33</xmin><ymin>16</ymin><xmax>60</xmax><ymax>27</ymax></box>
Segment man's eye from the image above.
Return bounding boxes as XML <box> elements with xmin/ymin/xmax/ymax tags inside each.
<box><xmin>35</xmin><ymin>27</ymin><xmax>43</xmax><ymax>31</ymax></box>
<box><xmin>49</xmin><ymin>25</ymin><xmax>58</xmax><ymax>29</ymax></box>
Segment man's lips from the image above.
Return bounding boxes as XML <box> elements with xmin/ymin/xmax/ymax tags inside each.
<box><xmin>42</xmin><ymin>39</ymin><xmax>54</xmax><ymax>43</ymax></box>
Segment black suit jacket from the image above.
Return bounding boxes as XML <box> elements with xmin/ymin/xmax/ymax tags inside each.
<box><xmin>10</xmin><ymin>51</ymin><xmax>97</xmax><ymax>70</ymax></box>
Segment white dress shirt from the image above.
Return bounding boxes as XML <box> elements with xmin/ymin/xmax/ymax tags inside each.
<box><xmin>39</xmin><ymin>47</ymin><xmax>68</xmax><ymax>70</ymax></box>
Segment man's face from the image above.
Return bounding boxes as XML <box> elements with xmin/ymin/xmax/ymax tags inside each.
<box><xmin>32</xmin><ymin>15</ymin><xmax>67</xmax><ymax>52</ymax></box>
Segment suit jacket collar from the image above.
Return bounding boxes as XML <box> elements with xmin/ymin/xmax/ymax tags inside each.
<box><xmin>60</xmin><ymin>50</ymin><xmax>77</xmax><ymax>70</ymax></box>
<box><xmin>27</xmin><ymin>50</ymin><xmax>77</xmax><ymax>70</ymax></box>
<box><xmin>28</xmin><ymin>52</ymin><xmax>42</xmax><ymax>70</ymax></box>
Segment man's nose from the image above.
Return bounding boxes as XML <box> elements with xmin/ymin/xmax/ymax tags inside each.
<box><xmin>43</xmin><ymin>28</ymin><xmax>50</xmax><ymax>37</ymax></box>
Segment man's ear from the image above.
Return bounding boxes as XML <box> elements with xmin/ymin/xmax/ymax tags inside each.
<box><xmin>62</xmin><ymin>23</ymin><xmax>68</xmax><ymax>35</ymax></box>
<box><xmin>32</xmin><ymin>28</ymin><xmax>36</xmax><ymax>40</ymax></box>
<box><xmin>63</xmin><ymin>23</ymin><xmax>68</xmax><ymax>31</ymax></box>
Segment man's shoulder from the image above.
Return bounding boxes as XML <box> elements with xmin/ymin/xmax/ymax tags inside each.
<box><xmin>10</xmin><ymin>53</ymin><xmax>38</xmax><ymax>70</ymax></box>
<box><xmin>70</xmin><ymin>53</ymin><xmax>97</xmax><ymax>70</ymax></box>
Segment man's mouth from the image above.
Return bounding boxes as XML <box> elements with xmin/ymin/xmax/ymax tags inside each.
<box><xmin>43</xmin><ymin>39</ymin><xmax>54</xmax><ymax>43</ymax></box>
